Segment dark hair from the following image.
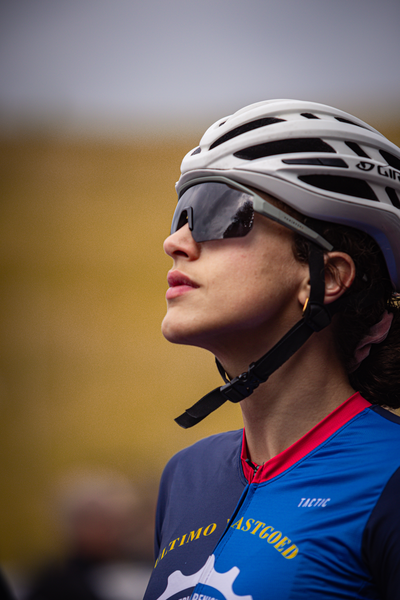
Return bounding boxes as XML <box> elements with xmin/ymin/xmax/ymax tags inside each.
<box><xmin>293</xmin><ymin>219</ymin><xmax>400</xmax><ymax>409</ymax></box>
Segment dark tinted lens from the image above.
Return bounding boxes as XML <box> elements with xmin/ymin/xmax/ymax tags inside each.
<box><xmin>171</xmin><ymin>182</ymin><xmax>254</xmax><ymax>242</ymax></box>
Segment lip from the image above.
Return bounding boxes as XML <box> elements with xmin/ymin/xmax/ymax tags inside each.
<box><xmin>166</xmin><ymin>270</ymin><xmax>199</xmax><ymax>300</ymax></box>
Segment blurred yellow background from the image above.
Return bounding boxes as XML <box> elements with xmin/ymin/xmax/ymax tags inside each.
<box><xmin>1</xmin><ymin>124</ymin><xmax>399</xmax><ymax>577</ymax></box>
<box><xmin>0</xmin><ymin>134</ymin><xmax>245</xmax><ymax>576</ymax></box>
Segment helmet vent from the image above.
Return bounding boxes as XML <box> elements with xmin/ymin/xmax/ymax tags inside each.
<box><xmin>283</xmin><ymin>157</ymin><xmax>348</xmax><ymax>168</ymax></box>
<box><xmin>234</xmin><ymin>138</ymin><xmax>335</xmax><ymax>160</ymax></box>
<box><xmin>334</xmin><ymin>117</ymin><xmax>367</xmax><ymax>129</ymax></box>
<box><xmin>298</xmin><ymin>175</ymin><xmax>378</xmax><ymax>201</ymax></box>
<box><xmin>210</xmin><ymin>117</ymin><xmax>285</xmax><ymax>150</ymax></box>
<box><xmin>386</xmin><ymin>187</ymin><xmax>400</xmax><ymax>209</ymax></box>
<box><xmin>345</xmin><ymin>141</ymin><xmax>370</xmax><ymax>159</ymax></box>
<box><xmin>301</xmin><ymin>113</ymin><xmax>320</xmax><ymax>119</ymax></box>
<box><xmin>191</xmin><ymin>147</ymin><xmax>201</xmax><ymax>156</ymax></box>
<box><xmin>380</xmin><ymin>150</ymin><xmax>400</xmax><ymax>171</ymax></box>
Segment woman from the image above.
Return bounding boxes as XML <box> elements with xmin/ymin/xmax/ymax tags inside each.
<box><xmin>144</xmin><ymin>100</ymin><xmax>400</xmax><ymax>600</ymax></box>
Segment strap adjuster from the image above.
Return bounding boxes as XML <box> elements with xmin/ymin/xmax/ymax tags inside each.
<box><xmin>220</xmin><ymin>368</ymin><xmax>263</xmax><ymax>403</ymax></box>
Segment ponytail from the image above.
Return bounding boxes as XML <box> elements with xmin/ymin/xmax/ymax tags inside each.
<box><xmin>349</xmin><ymin>298</ymin><xmax>400</xmax><ymax>408</ymax></box>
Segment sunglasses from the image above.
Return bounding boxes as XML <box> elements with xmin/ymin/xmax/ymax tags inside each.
<box><xmin>171</xmin><ymin>176</ymin><xmax>333</xmax><ymax>251</ymax></box>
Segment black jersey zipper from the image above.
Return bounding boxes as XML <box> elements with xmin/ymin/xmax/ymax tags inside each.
<box><xmin>245</xmin><ymin>458</ymin><xmax>260</xmax><ymax>482</ymax></box>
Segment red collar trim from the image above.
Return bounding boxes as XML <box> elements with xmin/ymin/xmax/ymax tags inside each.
<box><xmin>241</xmin><ymin>392</ymin><xmax>370</xmax><ymax>483</ymax></box>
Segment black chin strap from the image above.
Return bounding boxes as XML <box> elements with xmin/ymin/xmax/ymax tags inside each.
<box><xmin>175</xmin><ymin>244</ymin><xmax>334</xmax><ymax>429</ymax></box>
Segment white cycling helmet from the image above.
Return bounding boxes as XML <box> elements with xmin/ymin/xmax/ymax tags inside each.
<box><xmin>174</xmin><ymin>100</ymin><xmax>400</xmax><ymax>428</ymax></box>
<box><xmin>178</xmin><ymin>99</ymin><xmax>400</xmax><ymax>291</ymax></box>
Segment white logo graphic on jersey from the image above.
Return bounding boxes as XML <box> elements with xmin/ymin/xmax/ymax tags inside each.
<box><xmin>298</xmin><ymin>497</ymin><xmax>331</xmax><ymax>507</ymax></box>
<box><xmin>156</xmin><ymin>560</ymin><xmax>206</xmax><ymax>600</ymax></box>
<box><xmin>156</xmin><ymin>555</ymin><xmax>253</xmax><ymax>600</ymax></box>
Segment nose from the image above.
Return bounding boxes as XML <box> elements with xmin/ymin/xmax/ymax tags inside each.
<box><xmin>163</xmin><ymin>224</ymin><xmax>201</xmax><ymax>260</ymax></box>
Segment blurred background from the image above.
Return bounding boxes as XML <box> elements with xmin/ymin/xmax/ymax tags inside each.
<box><xmin>0</xmin><ymin>0</ymin><xmax>399</xmax><ymax>598</ymax></box>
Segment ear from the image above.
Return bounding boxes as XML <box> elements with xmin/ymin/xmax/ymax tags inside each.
<box><xmin>323</xmin><ymin>251</ymin><xmax>356</xmax><ymax>305</ymax></box>
<box><xmin>297</xmin><ymin>251</ymin><xmax>356</xmax><ymax>309</ymax></box>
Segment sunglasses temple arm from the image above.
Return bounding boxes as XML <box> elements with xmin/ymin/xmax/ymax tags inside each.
<box><xmin>252</xmin><ymin>196</ymin><xmax>332</xmax><ymax>251</ymax></box>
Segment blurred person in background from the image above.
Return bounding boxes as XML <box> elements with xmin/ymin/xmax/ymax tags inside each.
<box><xmin>25</xmin><ymin>469</ymin><xmax>154</xmax><ymax>600</ymax></box>
<box><xmin>144</xmin><ymin>100</ymin><xmax>400</xmax><ymax>599</ymax></box>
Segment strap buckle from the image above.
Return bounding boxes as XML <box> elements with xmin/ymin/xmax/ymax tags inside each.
<box><xmin>220</xmin><ymin>366</ymin><xmax>263</xmax><ymax>403</ymax></box>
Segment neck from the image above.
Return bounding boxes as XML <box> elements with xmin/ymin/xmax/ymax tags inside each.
<box><xmin>219</xmin><ymin>328</ymin><xmax>355</xmax><ymax>466</ymax></box>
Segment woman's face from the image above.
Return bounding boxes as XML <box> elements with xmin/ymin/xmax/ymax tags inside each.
<box><xmin>161</xmin><ymin>203</ymin><xmax>309</xmax><ymax>364</ymax></box>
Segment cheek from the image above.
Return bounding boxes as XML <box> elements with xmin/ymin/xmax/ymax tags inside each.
<box><xmin>225</xmin><ymin>248</ymin><xmax>304</xmax><ymax>323</ymax></box>
<box><xmin>207</xmin><ymin>256</ymin><xmax>285</xmax><ymax>322</ymax></box>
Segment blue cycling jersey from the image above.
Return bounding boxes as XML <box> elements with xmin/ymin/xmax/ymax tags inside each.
<box><xmin>144</xmin><ymin>394</ymin><xmax>400</xmax><ymax>600</ymax></box>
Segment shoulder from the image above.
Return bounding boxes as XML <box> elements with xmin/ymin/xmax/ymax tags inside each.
<box><xmin>363</xmin><ymin>405</ymin><xmax>400</xmax><ymax>448</ymax></box>
<box><xmin>158</xmin><ymin>429</ymin><xmax>245</xmax><ymax>500</ymax></box>
<box><xmin>163</xmin><ymin>429</ymin><xmax>243</xmax><ymax>475</ymax></box>
<box><xmin>362</xmin><ymin>464</ymin><xmax>400</xmax><ymax>599</ymax></box>
<box><xmin>154</xmin><ymin>429</ymin><xmax>246</xmax><ymax>551</ymax></box>
<box><xmin>178</xmin><ymin>428</ymin><xmax>244</xmax><ymax>454</ymax></box>
<box><xmin>359</xmin><ymin>406</ymin><xmax>400</xmax><ymax>598</ymax></box>
<box><xmin>358</xmin><ymin>404</ymin><xmax>400</xmax><ymax>441</ymax></box>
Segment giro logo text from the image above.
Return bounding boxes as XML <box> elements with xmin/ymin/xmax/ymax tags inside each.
<box><xmin>356</xmin><ymin>162</ymin><xmax>374</xmax><ymax>172</ymax></box>
<box><xmin>377</xmin><ymin>165</ymin><xmax>400</xmax><ymax>182</ymax></box>
<box><xmin>355</xmin><ymin>161</ymin><xmax>400</xmax><ymax>182</ymax></box>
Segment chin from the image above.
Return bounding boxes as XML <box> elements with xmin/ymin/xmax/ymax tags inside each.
<box><xmin>161</xmin><ymin>312</ymin><xmax>213</xmax><ymax>349</ymax></box>
<box><xmin>161</xmin><ymin>313</ymin><xmax>191</xmax><ymax>345</ymax></box>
